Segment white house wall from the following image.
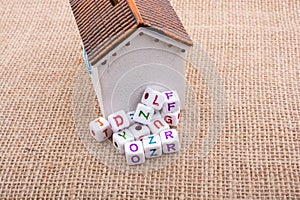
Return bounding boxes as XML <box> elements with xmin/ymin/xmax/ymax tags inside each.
<box><xmin>92</xmin><ymin>28</ymin><xmax>190</xmax><ymax>117</ymax></box>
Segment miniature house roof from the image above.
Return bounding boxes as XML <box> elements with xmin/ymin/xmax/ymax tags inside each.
<box><xmin>70</xmin><ymin>0</ymin><xmax>193</xmax><ymax>64</ymax></box>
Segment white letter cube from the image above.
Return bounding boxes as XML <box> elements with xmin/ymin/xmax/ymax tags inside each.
<box><xmin>148</xmin><ymin>118</ymin><xmax>170</xmax><ymax>135</ymax></box>
<box><xmin>141</xmin><ymin>87</ymin><xmax>165</xmax><ymax>110</ymax></box>
<box><xmin>152</xmin><ymin>110</ymin><xmax>162</xmax><ymax>120</ymax></box>
<box><xmin>89</xmin><ymin>117</ymin><xmax>112</xmax><ymax>142</ymax></box>
<box><xmin>128</xmin><ymin>123</ymin><xmax>150</xmax><ymax>141</ymax></box>
<box><xmin>125</xmin><ymin>141</ymin><xmax>145</xmax><ymax>165</ymax></box>
<box><xmin>112</xmin><ymin>129</ymin><xmax>134</xmax><ymax>154</ymax></box>
<box><xmin>108</xmin><ymin>110</ymin><xmax>130</xmax><ymax>132</ymax></box>
<box><xmin>162</xmin><ymin>91</ymin><xmax>180</xmax><ymax>113</ymax></box>
<box><xmin>127</xmin><ymin>111</ymin><xmax>135</xmax><ymax>125</ymax></box>
<box><xmin>163</xmin><ymin>110</ymin><xmax>180</xmax><ymax>127</ymax></box>
<box><xmin>133</xmin><ymin>103</ymin><xmax>154</xmax><ymax>125</ymax></box>
<box><xmin>159</xmin><ymin>129</ymin><xmax>180</xmax><ymax>153</ymax></box>
<box><xmin>142</xmin><ymin>135</ymin><xmax>162</xmax><ymax>158</ymax></box>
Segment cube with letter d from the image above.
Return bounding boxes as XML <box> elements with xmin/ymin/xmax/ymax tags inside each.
<box><xmin>107</xmin><ymin>110</ymin><xmax>130</xmax><ymax>132</ymax></box>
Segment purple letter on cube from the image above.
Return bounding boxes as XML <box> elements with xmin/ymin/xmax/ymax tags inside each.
<box><xmin>167</xmin><ymin>143</ymin><xmax>176</xmax><ymax>152</ymax></box>
<box><xmin>165</xmin><ymin>91</ymin><xmax>173</xmax><ymax>100</ymax></box>
<box><xmin>131</xmin><ymin>155</ymin><xmax>140</xmax><ymax>163</ymax></box>
<box><xmin>164</xmin><ymin>131</ymin><xmax>174</xmax><ymax>139</ymax></box>
<box><xmin>129</xmin><ymin>143</ymin><xmax>138</xmax><ymax>152</ymax></box>
<box><xmin>167</xmin><ymin>102</ymin><xmax>176</xmax><ymax>111</ymax></box>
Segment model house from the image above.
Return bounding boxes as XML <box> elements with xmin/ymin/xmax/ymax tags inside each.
<box><xmin>70</xmin><ymin>0</ymin><xmax>193</xmax><ymax>117</ymax></box>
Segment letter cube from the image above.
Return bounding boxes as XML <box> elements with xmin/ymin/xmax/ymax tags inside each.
<box><xmin>162</xmin><ymin>90</ymin><xmax>180</xmax><ymax>113</ymax></box>
<box><xmin>125</xmin><ymin>141</ymin><xmax>145</xmax><ymax>165</ymax></box>
<box><xmin>159</xmin><ymin>129</ymin><xmax>180</xmax><ymax>154</ymax></box>
<box><xmin>162</xmin><ymin>110</ymin><xmax>180</xmax><ymax>127</ymax></box>
<box><xmin>127</xmin><ymin>111</ymin><xmax>135</xmax><ymax>125</ymax></box>
<box><xmin>128</xmin><ymin>123</ymin><xmax>150</xmax><ymax>141</ymax></box>
<box><xmin>112</xmin><ymin>129</ymin><xmax>134</xmax><ymax>154</ymax></box>
<box><xmin>108</xmin><ymin>110</ymin><xmax>130</xmax><ymax>132</ymax></box>
<box><xmin>148</xmin><ymin>118</ymin><xmax>170</xmax><ymax>135</ymax></box>
<box><xmin>142</xmin><ymin>135</ymin><xmax>162</xmax><ymax>158</ymax></box>
<box><xmin>152</xmin><ymin>110</ymin><xmax>162</xmax><ymax>120</ymax></box>
<box><xmin>133</xmin><ymin>103</ymin><xmax>154</xmax><ymax>125</ymax></box>
<box><xmin>89</xmin><ymin>117</ymin><xmax>112</xmax><ymax>142</ymax></box>
<box><xmin>141</xmin><ymin>87</ymin><xmax>165</xmax><ymax>110</ymax></box>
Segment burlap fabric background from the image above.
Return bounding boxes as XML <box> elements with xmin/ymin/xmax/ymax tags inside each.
<box><xmin>0</xmin><ymin>0</ymin><xmax>299</xmax><ymax>198</ymax></box>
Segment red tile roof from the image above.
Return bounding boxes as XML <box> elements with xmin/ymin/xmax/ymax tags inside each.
<box><xmin>70</xmin><ymin>0</ymin><xmax>193</xmax><ymax>64</ymax></box>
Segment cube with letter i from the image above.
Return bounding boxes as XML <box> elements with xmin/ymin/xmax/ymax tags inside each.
<box><xmin>142</xmin><ymin>135</ymin><xmax>162</xmax><ymax>158</ymax></box>
<box><xmin>162</xmin><ymin>91</ymin><xmax>180</xmax><ymax>113</ymax></box>
<box><xmin>125</xmin><ymin>141</ymin><xmax>145</xmax><ymax>165</ymax></box>
<box><xmin>89</xmin><ymin>117</ymin><xmax>112</xmax><ymax>142</ymax></box>
<box><xmin>141</xmin><ymin>87</ymin><xmax>165</xmax><ymax>110</ymax></box>
<box><xmin>112</xmin><ymin>129</ymin><xmax>135</xmax><ymax>154</ymax></box>
<box><xmin>108</xmin><ymin>110</ymin><xmax>130</xmax><ymax>132</ymax></box>
<box><xmin>133</xmin><ymin>103</ymin><xmax>154</xmax><ymax>125</ymax></box>
<box><xmin>159</xmin><ymin>129</ymin><xmax>180</xmax><ymax>153</ymax></box>
<box><xmin>148</xmin><ymin>118</ymin><xmax>169</xmax><ymax>135</ymax></box>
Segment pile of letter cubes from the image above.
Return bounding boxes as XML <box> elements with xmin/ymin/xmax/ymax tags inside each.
<box><xmin>89</xmin><ymin>87</ymin><xmax>181</xmax><ymax>165</ymax></box>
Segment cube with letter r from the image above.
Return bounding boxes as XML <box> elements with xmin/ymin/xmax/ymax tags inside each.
<box><xmin>159</xmin><ymin>129</ymin><xmax>180</xmax><ymax>153</ymax></box>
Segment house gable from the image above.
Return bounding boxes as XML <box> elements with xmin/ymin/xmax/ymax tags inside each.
<box><xmin>94</xmin><ymin>27</ymin><xmax>190</xmax><ymax>69</ymax></box>
<box><xmin>90</xmin><ymin>27</ymin><xmax>189</xmax><ymax>116</ymax></box>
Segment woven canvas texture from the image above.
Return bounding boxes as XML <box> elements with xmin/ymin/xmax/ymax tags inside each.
<box><xmin>0</xmin><ymin>0</ymin><xmax>299</xmax><ymax>199</ymax></box>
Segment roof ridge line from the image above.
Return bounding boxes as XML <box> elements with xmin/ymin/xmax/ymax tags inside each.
<box><xmin>126</xmin><ymin>0</ymin><xmax>145</xmax><ymax>26</ymax></box>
